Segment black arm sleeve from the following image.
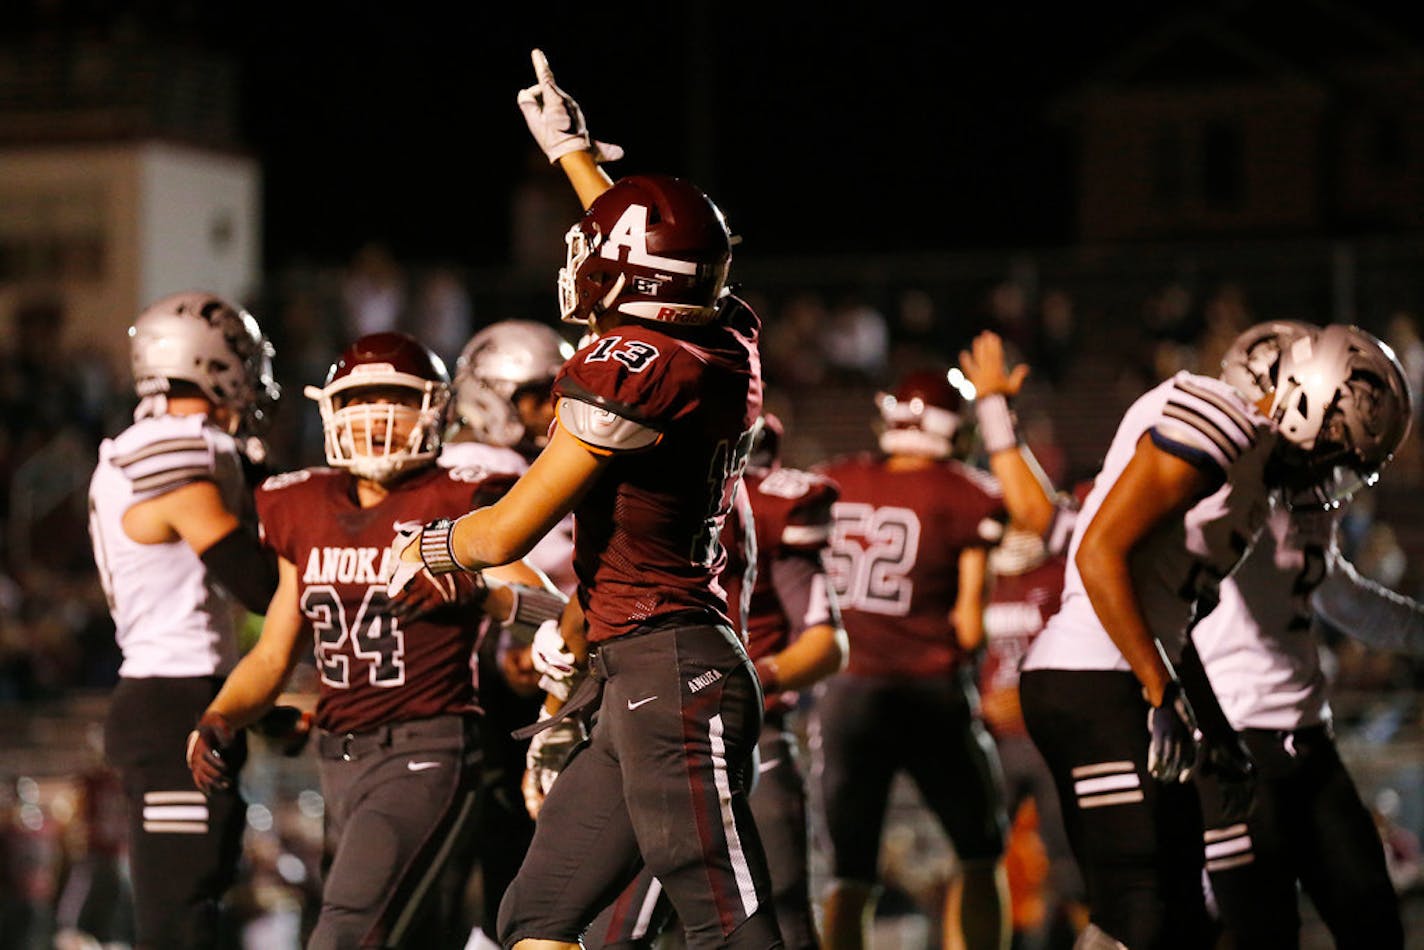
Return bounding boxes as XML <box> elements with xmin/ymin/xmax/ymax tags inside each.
<box><xmin>200</xmin><ymin>527</ymin><xmax>280</xmax><ymax>614</ymax></box>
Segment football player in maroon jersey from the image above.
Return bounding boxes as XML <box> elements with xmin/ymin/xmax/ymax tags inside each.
<box><xmin>582</xmin><ymin>413</ymin><xmax>848</xmax><ymax>950</ymax></box>
<box><xmin>388</xmin><ymin>50</ymin><xmax>784</xmax><ymax>949</ymax></box>
<box><xmin>814</xmin><ymin>368</ymin><xmax>1014</xmax><ymax>950</ymax></box>
<box><xmin>184</xmin><ymin>332</ymin><xmax>560</xmax><ymax>949</ymax></box>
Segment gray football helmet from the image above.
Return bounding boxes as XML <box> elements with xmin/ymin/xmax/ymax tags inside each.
<box><xmin>129</xmin><ymin>291</ymin><xmax>280</xmax><ymax>435</ymax></box>
<box><xmin>1267</xmin><ymin>324</ymin><xmax>1413</xmax><ymax>508</ymax></box>
<box><xmin>451</xmin><ymin>320</ymin><xmax>573</xmax><ymax>449</ymax></box>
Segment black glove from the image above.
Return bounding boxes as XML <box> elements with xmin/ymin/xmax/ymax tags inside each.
<box><xmin>186</xmin><ymin>712</ymin><xmax>238</xmax><ymax>794</ymax></box>
<box><xmin>1199</xmin><ymin>730</ymin><xmax>1257</xmax><ymax>823</ymax></box>
<box><xmin>1146</xmin><ymin>680</ymin><xmax>1200</xmax><ymax>783</ymax></box>
<box><xmin>252</xmin><ymin>705</ymin><xmax>314</xmax><ymax>757</ymax></box>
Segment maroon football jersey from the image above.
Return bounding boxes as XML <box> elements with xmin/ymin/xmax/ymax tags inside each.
<box><xmin>816</xmin><ymin>454</ymin><xmax>1004</xmax><ymax>678</ymax></box>
<box><xmin>720</xmin><ymin>467</ymin><xmax>839</xmax><ymax>661</ymax></box>
<box><xmin>554</xmin><ymin>298</ymin><xmax>762</xmax><ymax>642</ymax></box>
<box><xmin>978</xmin><ymin>557</ymin><xmax>1067</xmax><ymax>737</ymax></box>
<box><xmin>256</xmin><ymin>463</ymin><xmax>514</xmax><ymax>733</ymax></box>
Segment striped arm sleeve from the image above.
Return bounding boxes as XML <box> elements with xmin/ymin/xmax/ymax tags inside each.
<box><xmin>114</xmin><ymin>436</ymin><xmax>215</xmax><ymax>501</ymax></box>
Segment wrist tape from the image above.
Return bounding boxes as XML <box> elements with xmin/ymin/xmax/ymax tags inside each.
<box><xmin>419</xmin><ymin>518</ymin><xmax>466</xmax><ymax>574</ymax></box>
<box><xmin>975</xmin><ymin>394</ymin><xmax>1018</xmax><ymax>455</ymax></box>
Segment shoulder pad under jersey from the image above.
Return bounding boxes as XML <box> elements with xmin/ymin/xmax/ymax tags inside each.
<box><xmin>1154</xmin><ymin>372</ymin><xmax>1265</xmax><ymax>473</ymax></box>
<box><xmin>556</xmin><ymin>396</ymin><xmax>662</xmax><ymax>453</ymax></box>
<box><xmin>110</xmin><ymin>415</ymin><xmax>233</xmax><ymax>503</ymax></box>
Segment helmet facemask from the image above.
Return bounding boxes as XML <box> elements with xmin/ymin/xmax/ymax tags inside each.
<box><xmin>307</xmin><ymin>373</ymin><xmax>448</xmax><ymax>484</ymax></box>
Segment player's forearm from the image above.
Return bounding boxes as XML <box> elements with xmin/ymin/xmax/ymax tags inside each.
<box><xmin>1077</xmin><ymin>543</ymin><xmax>1173</xmax><ymax>703</ymax></box>
<box><xmin>1314</xmin><ymin>555</ymin><xmax>1424</xmax><ymax>654</ymax></box>
<box><xmin>985</xmin><ymin>446</ymin><xmax>1056</xmax><ymax>537</ymax></box>
<box><xmin>954</xmin><ymin>602</ymin><xmax>986</xmax><ymax>651</ymax></box>
<box><xmin>207</xmin><ymin>647</ymin><xmax>300</xmax><ymax>731</ymax></box>
<box><xmin>558</xmin><ymin>150</ymin><xmax>614</xmax><ymax>210</ymax></box>
<box><xmin>763</xmin><ymin>623</ymin><xmax>847</xmax><ymax>692</ymax></box>
<box><xmin>449</xmin><ymin>505</ymin><xmax>541</xmax><ymax>572</ymax></box>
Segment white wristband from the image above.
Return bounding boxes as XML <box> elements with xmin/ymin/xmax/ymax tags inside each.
<box><xmin>975</xmin><ymin>394</ymin><xmax>1018</xmax><ymax>455</ymax></box>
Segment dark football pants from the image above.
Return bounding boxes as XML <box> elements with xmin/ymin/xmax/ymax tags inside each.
<box><xmin>1197</xmin><ymin>725</ymin><xmax>1403</xmax><ymax>949</ymax></box>
<box><xmin>104</xmin><ymin>676</ymin><xmax>246</xmax><ymax>950</ymax></box>
<box><xmin>811</xmin><ymin>671</ymin><xmax>1007</xmax><ymax>884</ymax></box>
<box><xmin>497</xmin><ymin>621</ymin><xmax>784</xmax><ymax>949</ymax></box>
<box><xmin>310</xmin><ymin>714</ymin><xmax>480</xmax><ymax>950</ymax></box>
<box><xmin>1020</xmin><ymin>668</ymin><xmax>1209</xmax><ymax>950</ymax></box>
<box><xmin>582</xmin><ymin>717</ymin><xmax>818</xmax><ymax>950</ymax></box>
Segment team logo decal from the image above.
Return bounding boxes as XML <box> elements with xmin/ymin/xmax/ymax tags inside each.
<box><xmin>599</xmin><ymin>203</ymin><xmax>697</xmax><ymax>276</ymax></box>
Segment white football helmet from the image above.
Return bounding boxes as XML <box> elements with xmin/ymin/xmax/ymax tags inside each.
<box><xmin>451</xmin><ymin>320</ymin><xmax>573</xmax><ymax>449</ymax></box>
<box><xmin>1267</xmin><ymin>324</ymin><xmax>1413</xmax><ymax>508</ymax></box>
<box><xmin>129</xmin><ymin>291</ymin><xmax>280</xmax><ymax>435</ymax></box>
<box><xmin>305</xmin><ymin>332</ymin><xmax>450</xmax><ymax>483</ymax></box>
<box><xmin>1219</xmin><ymin>320</ymin><xmax>1318</xmax><ymax>403</ymax></box>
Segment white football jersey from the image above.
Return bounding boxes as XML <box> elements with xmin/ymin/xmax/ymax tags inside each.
<box><xmin>1024</xmin><ymin>372</ymin><xmax>1274</xmax><ymax>673</ymax></box>
<box><xmin>439</xmin><ymin>440</ymin><xmax>577</xmax><ymax>595</ymax></box>
<box><xmin>1193</xmin><ymin>503</ymin><xmax>1334</xmax><ymax>730</ymax></box>
<box><xmin>88</xmin><ymin>414</ymin><xmax>248</xmax><ymax>677</ymax></box>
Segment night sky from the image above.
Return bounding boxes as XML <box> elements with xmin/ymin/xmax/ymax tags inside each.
<box><xmin>234</xmin><ymin>4</ymin><xmax>1172</xmax><ymax>265</ymax></box>
<box><xmin>12</xmin><ymin>2</ymin><xmax>1423</xmax><ymax>266</ymax></box>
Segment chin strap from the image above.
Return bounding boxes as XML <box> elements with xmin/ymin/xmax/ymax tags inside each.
<box><xmin>595</xmin><ymin>273</ymin><xmax>628</xmax><ymax>318</ymax></box>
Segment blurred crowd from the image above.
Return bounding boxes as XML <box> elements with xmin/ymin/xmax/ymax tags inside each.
<box><xmin>3</xmin><ymin>250</ymin><xmax>1424</xmax><ymax>948</ymax></box>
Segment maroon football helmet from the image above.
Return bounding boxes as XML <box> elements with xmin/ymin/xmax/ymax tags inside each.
<box><xmin>305</xmin><ymin>332</ymin><xmax>451</xmax><ymax>482</ymax></box>
<box><xmin>558</xmin><ymin>175</ymin><xmax>732</xmax><ymax>328</ymax></box>
<box><xmin>875</xmin><ymin>369</ymin><xmax>968</xmax><ymax>458</ymax></box>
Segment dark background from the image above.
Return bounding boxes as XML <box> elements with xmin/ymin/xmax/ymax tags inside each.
<box><xmin>14</xmin><ymin>1</ymin><xmax>1422</xmax><ymax>267</ymax></box>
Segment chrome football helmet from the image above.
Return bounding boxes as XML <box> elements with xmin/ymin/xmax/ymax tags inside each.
<box><xmin>559</xmin><ymin>175</ymin><xmax>732</xmax><ymax>327</ymax></box>
<box><xmin>1267</xmin><ymin>324</ymin><xmax>1413</xmax><ymax>508</ymax></box>
<box><xmin>451</xmin><ymin>320</ymin><xmax>574</xmax><ymax>449</ymax></box>
<box><xmin>305</xmin><ymin>332</ymin><xmax>450</xmax><ymax>483</ymax></box>
<box><xmin>1219</xmin><ymin>320</ymin><xmax>1318</xmax><ymax>403</ymax></box>
<box><xmin>128</xmin><ymin>291</ymin><xmax>280</xmax><ymax>435</ymax></box>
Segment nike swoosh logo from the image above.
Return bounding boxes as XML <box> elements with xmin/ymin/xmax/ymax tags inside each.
<box><xmin>626</xmin><ymin>695</ymin><xmax>658</xmax><ymax>711</ymax></box>
<box><xmin>407</xmin><ymin>761</ymin><xmax>441</xmax><ymax>772</ymax></box>
<box><xmin>393</xmin><ymin>520</ymin><xmax>423</xmax><ymax>534</ymax></box>
<box><xmin>758</xmin><ymin>757</ymin><xmax>782</xmax><ymax>774</ymax></box>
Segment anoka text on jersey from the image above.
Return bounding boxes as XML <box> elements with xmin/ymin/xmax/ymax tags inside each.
<box><xmin>302</xmin><ymin>546</ymin><xmax>395</xmax><ymax>585</ymax></box>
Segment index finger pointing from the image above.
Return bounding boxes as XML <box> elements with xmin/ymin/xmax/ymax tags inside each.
<box><xmin>531</xmin><ymin>48</ymin><xmax>555</xmax><ymax>85</ymax></box>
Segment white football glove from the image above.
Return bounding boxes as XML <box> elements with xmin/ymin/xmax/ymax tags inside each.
<box><xmin>522</xmin><ymin>708</ymin><xmax>585</xmax><ymax>819</ymax></box>
<box><xmin>385</xmin><ymin>524</ymin><xmax>425</xmax><ymax>599</ymax></box>
<box><xmin>516</xmin><ymin>48</ymin><xmax>624</xmax><ymax>165</ymax></box>
<box><xmin>530</xmin><ymin>618</ymin><xmax>580</xmax><ymax>701</ymax></box>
